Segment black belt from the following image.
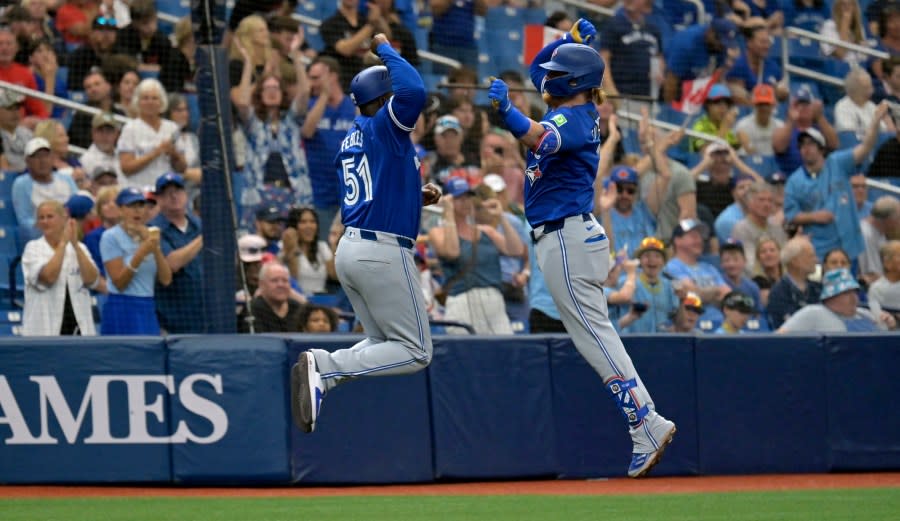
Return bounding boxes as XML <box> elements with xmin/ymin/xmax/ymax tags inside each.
<box><xmin>359</xmin><ymin>229</ymin><xmax>415</xmax><ymax>249</ymax></box>
<box><xmin>530</xmin><ymin>213</ymin><xmax>593</xmax><ymax>242</ymax></box>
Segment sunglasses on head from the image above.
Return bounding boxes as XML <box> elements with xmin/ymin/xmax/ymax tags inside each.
<box><xmin>94</xmin><ymin>16</ymin><xmax>117</xmax><ymax>28</ymax></box>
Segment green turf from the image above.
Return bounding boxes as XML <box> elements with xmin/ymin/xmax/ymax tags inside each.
<box><xmin>2</xmin><ymin>488</ymin><xmax>899</xmax><ymax>521</ymax></box>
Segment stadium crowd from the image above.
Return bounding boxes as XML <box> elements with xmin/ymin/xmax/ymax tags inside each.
<box><xmin>2</xmin><ymin>0</ymin><xmax>899</xmax><ymax>336</ymax></box>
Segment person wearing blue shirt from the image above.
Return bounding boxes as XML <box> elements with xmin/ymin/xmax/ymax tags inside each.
<box><xmin>608</xmin><ymin>166</ymin><xmax>656</xmax><ymax>258</ymax></box>
<box><xmin>11</xmin><ymin>137</ymin><xmax>78</xmax><ymax>247</ymax></box>
<box><xmin>713</xmin><ymin>173</ymin><xmax>755</xmax><ymax>243</ymax></box>
<box><xmin>99</xmin><ymin>187</ymin><xmax>173</xmax><ymax>334</ymax></box>
<box><xmin>766</xmin><ymin>235</ymin><xmax>821</xmax><ymax>329</ymax></box>
<box><xmin>719</xmin><ymin>238</ymin><xmax>763</xmax><ymax>313</ymax></box>
<box><xmin>772</xmin><ymin>84</ymin><xmax>839</xmax><ymax>175</ymax></box>
<box><xmin>622</xmin><ymin>236</ymin><xmax>679</xmax><ymax>334</ymax></box>
<box><xmin>599</xmin><ymin>0</ymin><xmax>664</xmax><ymax>99</ymax></box>
<box><xmin>725</xmin><ymin>25</ymin><xmax>786</xmax><ymax>104</ymax></box>
<box><xmin>149</xmin><ymin>173</ymin><xmax>205</xmax><ymax>334</ymax></box>
<box><xmin>301</xmin><ymin>56</ymin><xmax>357</xmax><ymax>240</ymax></box>
<box><xmin>665</xmin><ymin>219</ymin><xmax>731</xmax><ymax>327</ymax></box>
<box><xmin>783</xmin><ymin>0</ymin><xmax>829</xmax><ymax>32</ymax></box>
<box><xmin>784</xmin><ymin>104</ymin><xmax>889</xmax><ymax>262</ymax></box>
<box><xmin>429</xmin><ymin>0</ymin><xmax>485</xmax><ymax>70</ymax></box>
<box><xmin>291</xmin><ymin>35</ymin><xmax>441</xmax><ymax>435</ymax></box>
<box><xmin>663</xmin><ymin>18</ymin><xmax>740</xmax><ymax>102</ymax></box>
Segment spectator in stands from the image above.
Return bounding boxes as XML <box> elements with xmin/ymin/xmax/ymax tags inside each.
<box><xmin>714</xmin><ymin>173</ymin><xmax>755</xmax><ymax>243</ymax></box>
<box><xmin>850</xmin><ymin>174</ymin><xmax>873</xmax><ymax>218</ymax></box>
<box><xmin>445</xmin><ymin>67</ymin><xmax>479</xmax><ymax>104</ymax></box>
<box><xmin>369</xmin><ymin>0</ymin><xmax>420</xmax><ymax>66</ymax></box>
<box><xmin>69</xmin><ymin>68</ymin><xmax>122</xmax><ymax>149</ymax></box>
<box><xmin>735</xmin><ymin>84</ymin><xmax>784</xmax><ymax>156</ymax></box>
<box><xmin>447</xmin><ymin>97</ymin><xmax>485</xmax><ymax>166</ymax></box>
<box><xmin>34</xmin><ymin>119</ymin><xmax>85</xmax><ymax>189</ymax></box>
<box><xmin>751</xmin><ymin>236</ymin><xmax>783</xmax><ymax>307</ymax></box>
<box><xmin>0</xmin><ymin>27</ymin><xmax>49</xmax><ymax>119</ymax></box>
<box><xmin>868</xmin><ymin>102</ymin><xmax>900</xmax><ymax>178</ymax></box>
<box><xmin>598</xmin><ymin>0</ymin><xmax>665</xmax><ymax>101</ymax></box>
<box><xmin>429</xmin><ymin>179</ymin><xmax>522</xmax><ymax>335</ymax></box>
<box><xmin>595</xmin><ymin>100</ymin><xmax>627</xmax><ymax>165</ymax></box>
<box><xmin>868</xmin><ymin>240</ymin><xmax>900</xmax><ymax>315</ymax></box>
<box><xmin>713</xmin><ymin>290</ymin><xmax>756</xmax><ymax>334</ymax></box>
<box><xmin>83</xmin><ymin>185</ymin><xmax>119</xmax><ymax>276</ymax></box>
<box><xmin>779</xmin><ymin>267</ymin><xmax>897</xmax><ymax>332</ymax></box>
<box><xmin>12</xmin><ymin>138</ymin><xmax>79</xmax><ymax>243</ymax></box>
<box><xmin>301</xmin><ymin>55</ymin><xmax>355</xmax><ymax>240</ymax></box>
<box><xmin>225</xmin><ymin>0</ymin><xmax>283</xmax><ymax>46</ymax></box>
<box><xmin>0</xmin><ymin>89</ymin><xmax>33</xmax><ymax>172</ymax></box>
<box><xmin>55</xmin><ymin>0</ymin><xmax>98</xmax><ymax>49</ymax></box>
<box><xmin>692</xmin><ymin>143</ymin><xmax>761</xmax><ymax>223</ymax></box>
<box><xmin>479</xmin><ymin>128</ymin><xmax>525</xmax><ymax>209</ymax></box>
<box><xmin>6</xmin><ymin>5</ymin><xmax>43</xmax><ymax>64</ymax></box>
<box><xmin>104</xmin><ymin>56</ymin><xmax>140</xmax><ymax>117</ymax></box>
<box><xmin>27</xmin><ymin>39</ymin><xmax>66</xmax><ymax>119</ymax></box>
<box><xmin>281</xmin><ymin>207</ymin><xmax>336</xmax><ymax>295</ymax></box>
<box><xmin>665</xmin><ymin>219</ymin><xmax>731</xmax><ymax>326</ymax></box>
<box><xmin>148</xmin><ymin>173</ymin><xmax>204</xmax><ymax>334</ymax></box>
<box><xmin>620</xmin><ymin>236</ymin><xmax>679</xmax><ymax>333</ymax></box>
<box><xmin>237</xmin><ymin>261</ymin><xmax>304</xmax><ymax>333</ymax></box>
<box><xmin>823</xmin><ymin>247</ymin><xmax>852</xmax><ymax>273</ymax></box>
<box><xmin>161</xmin><ymin>17</ymin><xmax>196</xmax><ymax>94</ymax></box>
<box><xmin>608</xmin><ymin>166</ymin><xmax>656</xmax><ymax>257</ymax></box>
<box><xmin>766</xmin><ymin>235</ymin><xmax>821</xmax><ymax>328</ymax></box>
<box><xmin>659</xmin><ymin>291</ymin><xmax>704</xmax><ymax>333</ymax></box>
<box><xmin>67</xmin><ymin>16</ymin><xmax>118</xmax><ymax>90</ymax></box>
<box><xmin>113</xmin><ymin>0</ymin><xmax>173</xmax><ymax>74</ymax></box>
<box><xmin>98</xmin><ymin>0</ymin><xmax>130</xmax><ymax>28</ymax></box>
<box><xmin>637</xmin><ymin>121</ymin><xmax>697</xmax><ymax>243</ymax></box>
<box><xmin>731</xmin><ymin>181</ymin><xmax>787</xmax><ymax>271</ymax></box>
<box><xmin>320</xmin><ymin>0</ymin><xmax>392</xmax><ymax>90</ymax></box>
<box><xmin>254</xmin><ymin>205</ymin><xmax>285</xmax><ymax>254</ymax></box>
<box><xmin>79</xmin><ymin>112</ymin><xmax>122</xmax><ymax>186</ymax></box>
<box><xmin>835</xmin><ymin>68</ymin><xmax>893</xmax><ymax>135</ymax></box>
<box><xmin>299</xmin><ymin>304</ymin><xmax>340</xmax><ymax>333</ymax></box>
<box><xmin>544</xmin><ymin>10</ymin><xmax>573</xmax><ymax>31</ymax></box>
<box><xmin>430</xmin><ymin>0</ymin><xmax>487</xmax><ymax>71</ymax></box>
<box><xmin>236</xmin><ymin>233</ymin><xmax>266</xmax><ymax>304</ymax></box>
<box><xmin>99</xmin><ymin>186</ymin><xmax>172</xmax><ymax>334</ymax></box>
<box><xmin>719</xmin><ymin>238</ymin><xmax>763</xmax><ymax>311</ymax></box>
<box><xmin>879</xmin><ymin>56</ymin><xmax>900</xmax><ymax>103</ymax></box>
<box><xmin>117</xmin><ymin>78</ymin><xmax>187</xmax><ymax>188</ymax></box>
<box><xmin>425</xmin><ymin>115</ymin><xmax>480</xmax><ymax>187</ymax></box>
<box><xmin>784</xmin><ymin>104</ymin><xmax>888</xmax><ymax>262</ymax></box>
<box><xmin>227</xmin><ymin>15</ymin><xmax>275</xmax><ymax>90</ymax></box>
<box><xmin>21</xmin><ymin>200</ymin><xmax>100</xmax><ymax>335</ymax></box>
<box><xmin>662</xmin><ymin>18</ymin><xmax>741</xmax><ymax>103</ymax></box>
<box><xmin>822</xmin><ymin>0</ymin><xmax>873</xmax><ymax>67</ymax></box>
<box><xmin>772</xmin><ymin>84</ymin><xmax>839</xmax><ymax>175</ymax></box>
<box><xmin>166</xmin><ymin>94</ymin><xmax>201</xmax><ymax>196</ymax></box>
<box><xmin>725</xmin><ymin>24</ymin><xmax>787</xmax><ymax>104</ymax></box>
<box><xmin>689</xmin><ymin>84</ymin><xmax>743</xmax><ymax>153</ymax></box>
<box><xmin>859</xmin><ymin>196</ymin><xmax>900</xmax><ymax>282</ymax></box>
<box><xmin>22</xmin><ymin>0</ymin><xmax>64</xmax><ymax>49</ymax></box>
<box><xmin>783</xmin><ymin>0</ymin><xmax>829</xmax><ymax>33</ymax></box>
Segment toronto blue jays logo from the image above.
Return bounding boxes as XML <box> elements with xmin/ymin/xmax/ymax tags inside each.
<box><xmin>525</xmin><ymin>162</ymin><xmax>542</xmax><ymax>185</ymax></box>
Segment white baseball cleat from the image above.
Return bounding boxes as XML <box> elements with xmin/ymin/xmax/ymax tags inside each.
<box><xmin>627</xmin><ymin>413</ymin><xmax>676</xmax><ymax>478</ymax></box>
<box><xmin>290</xmin><ymin>351</ymin><xmax>324</xmax><ymax>433</ymax></box>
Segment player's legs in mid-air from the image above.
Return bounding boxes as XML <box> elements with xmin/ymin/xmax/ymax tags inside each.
<box><xmin>291</xmin><ymin>229</ymin><xmax>433</xmax><ymax>433</ymax></box>
<box><xmin>534</xmin><ymin>214</ymin><xmax>676</xmax><ymax>477</ymax></box>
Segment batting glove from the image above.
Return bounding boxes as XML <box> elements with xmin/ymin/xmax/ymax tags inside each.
<box><xmin>569</xmin><ymin>18</ymin><xmax>596</xmax><ymax>46</ymax></box>
<box><xmin>488</xmin><ymin>79</ymin><xmax>512</xmax><ymax>113</ymax></box>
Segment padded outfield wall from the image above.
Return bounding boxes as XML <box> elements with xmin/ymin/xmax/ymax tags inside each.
<box><xmin>0</xmin><ymin>334</ymin><xmax>897</xmax><ymax>484</ymax></box>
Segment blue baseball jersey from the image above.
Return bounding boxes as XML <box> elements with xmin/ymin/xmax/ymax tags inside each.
<box><xmin>338</xmin><ymin>44</ymin><xmax>426</xmax><ymax>240</ymax></box>
<box><xmin>305</xmin><ymin>95</ymin><xmax>357</xmax><ymax>208</ymax></box>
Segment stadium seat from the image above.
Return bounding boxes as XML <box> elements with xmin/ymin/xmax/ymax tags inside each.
<box><xmin>0</xmin><ymin>199</ymin><xmax>16</xmax><ymax>227</ymax></box>
<box><xmin>787</xmin><ymin>37</ymin><xmax>823</xmax><ymax>69</ymax></box>
<box><xmin>0</xmin><ymin>226</ymin><xmax>17</xmax><ymax>258</ymax></box>
<box><xmin>0</xmin><ymin>323</ymin><xmax>22</xmax><ymax>336</ymax></box>
<box><xmin>838</xmin><ymin>130</ymin><xmax>861</xmax><ymax>150</ymax></box>
<box><xmin>0</xmin><ymin>171</ymin><xmax>18</xmax><ymax>195</ymax></box>
<box><xmin>743</xmin><ymin>154</ymin><xmax>779</xmax><ymax>178</ymax></box>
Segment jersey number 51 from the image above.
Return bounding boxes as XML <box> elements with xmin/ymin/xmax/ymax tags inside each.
<box><xmin>342</xmin><ymin>155</ymin><xmax>373</xmax><ymax>206</ymax></box>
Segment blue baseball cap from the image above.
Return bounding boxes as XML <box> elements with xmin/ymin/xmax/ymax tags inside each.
<box><xmin>611</xmin><ymin>165</ymin><xmax>639</xmax><ymax>185</ymax></box>
<box><xmin>720</xmin><ymin>237</ymin><xmax>745</xmax><ymax>254</ymax></box>
<box><xmin>65</xmin><ymin>193</ymin><xmax>95</xmax><ymax>219</ymax></box>
<box><xmin>671</xmin><ymin>218</ymin><xmax>710</xmax><ymax>241</ymax></box>
<box><xmin>444</xmin><ymin>177</ymin><xmax>474</xmax><ymax>197</ymax></box>
<box><xmin>155</xmin><ymin>172</ymin><xmax>185</xmax><ymax>193</ymax></box>
<box><xmin>710</xmin><ymin>18</ymin><xmax>738</xmax><ymax>49</ymax></box>
<box><xmin>820</xmin><ymin>268</ymin><xmax>860</xmax><ymax>300</ymax></box>
<box><xmin>116</xmin><ymin>186</ymin><xmax>148</xmax><ymax>206</ymax></box>
<box><xmin>793</xmin><ymin>84</ymin><xmax>816</xmax><ymax>103</ymax></box>
<box><xmin>707</xmin><ymin>84</ymin><xmax>732</xmax><ymax>101</ymax></box>
<box><xmin>729</xmin><ymin>173</ymin><xmax>755</xmax><ymax>190</ymax></box>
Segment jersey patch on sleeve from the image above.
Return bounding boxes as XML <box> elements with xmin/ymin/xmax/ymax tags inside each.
<box><xmin>551</xmin><ymin>114</ymin><xmax>568</xmax><ymax>127</ymax></box>
<box><xmin>533</xmin><ymin>122</ymin><xmax>562</xmax><ymax>159</ymax></box>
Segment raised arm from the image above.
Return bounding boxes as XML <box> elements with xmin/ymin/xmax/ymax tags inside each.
<box><xmin>374</xmin><ymin>34</ymin><xmax>426</xmax><ymax>130</ymax></box>
<box><xmin>853</xmin><ymin>101</ymin><xmax>890</xmax><ymax>164</ymax></box>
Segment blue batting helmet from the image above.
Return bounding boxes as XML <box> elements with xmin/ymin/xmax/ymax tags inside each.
<box><xmin>539</xmin><ymin>43</ymin><xmax>605</xmax><ymax>97</ymax></box>
<box><xmin>350</xmin><ymin>65</ymin><xmax>392</xmax><ymax>106</ymax></box>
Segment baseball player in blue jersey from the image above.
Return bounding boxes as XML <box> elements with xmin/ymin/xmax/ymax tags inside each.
<box><xmin>488</xmin><ymin>19</ymin><xmax>677</xmax><ymax>478</ymax></box>
<box><xmin>290</xmin><ymin>34</ymin><xmax>442</xmax><ymax>433</ymax></box>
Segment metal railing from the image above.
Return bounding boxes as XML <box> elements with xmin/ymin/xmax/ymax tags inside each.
<box><xmin>781</xmin><ymin>26</ymin><xmax>890</xmax><ymax>88</ymax></box>
<box><xmin>617</xmin><ymin>109</ymin><xmax>730</xmax><ymax>147</ymax></box>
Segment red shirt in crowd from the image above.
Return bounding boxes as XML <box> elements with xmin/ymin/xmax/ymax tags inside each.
<box><xmin>0</xmin><ymin>63</ymin><xmax>49</xmax><ymax>118</ymax></box>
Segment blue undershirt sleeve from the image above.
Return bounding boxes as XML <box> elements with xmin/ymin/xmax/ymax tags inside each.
<box><xmin>377</xmin><ymin>43</ymin><xmax>426</xmax><ymax>131</ymax></box>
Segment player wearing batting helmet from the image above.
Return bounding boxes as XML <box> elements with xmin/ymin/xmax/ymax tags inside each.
<box><xmin>488</xmin><ymin>19</ymin><xmax>677</xmax><ymax>478</ymax></box>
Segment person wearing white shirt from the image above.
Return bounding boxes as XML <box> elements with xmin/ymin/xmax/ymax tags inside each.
<box><xmin>117</xmin><ymin>78</ymin><xmax>187</xmax><ymax>188</ymax></box>
<box><xmin>282</xmin><ymin>207</ymin><xmax>336</xmax><ymax>295</ymax></box>
<box><xmin>735</xmin><ymin>84</ymin><xmax>783</xmax><ymax>157</ymax></box>
<box><xmin>21</xmin><ymin>200</ymin><xmax>101</xmax><ymax>336</ymax></box>
<box><xmin>867</xmin><ymin>241</ymin><xmax>900</xmax><ymax>314</ymax></box>
<box><xmin>80</xmin><ymin>112</ymin><xmax>124</xmax><ymax>186</ymax></box>
<box><xmin>859</xmin><ymin>196</ymin><xmax>900</xmax><ymax>284</ymax></box>
<box><xmin>834</xmin><ymin>68</ymin><xmax>894</xmax><ymax>135</ymax></box>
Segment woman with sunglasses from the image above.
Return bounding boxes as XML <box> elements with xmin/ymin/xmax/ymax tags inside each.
<box><xmin>98</xmin><ymin>187</ymin><xmax>172</xmax><ymax>334</ymax></box>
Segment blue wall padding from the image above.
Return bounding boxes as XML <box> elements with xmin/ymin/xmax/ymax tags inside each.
<box><xmin>0</xmin><ymin>337</ymin><xmax>169</xmax><ymax>483</ymax></box>
<box><xmin>549</xmin><ymin>335</ymin><xmax>699</xmax><ymax>478</ymax></box>
<box><xmin>429</xmin><ymin>336</ymin><xmax>558</xmax><ymax>479</ymax></box>
<box><xmin>825</xmin><ymin>334</ymin><xmax>900</xmax><ymax>470</ymax></box>
<box><xmin>288</xmin><ymin>336</ymin><xmax>433</xmax><ymax>484</ymax></box>
<box><xmin>695</xmin><ymin>335</ymin><xmax>829</xmax><ymax>474</ymax></box>
<box><xmin>168</xmin><ymin>335</ymin><xmax>291</xmax><ymax>483</ymax></box>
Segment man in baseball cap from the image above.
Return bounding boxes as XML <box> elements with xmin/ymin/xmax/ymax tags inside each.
<box><xmin>715</xmin><ymin>290</ymin><xmax>756</xmax><ymax>333</ymax></box>
<box><xmin>667</xmin><ymin>218</ymin><xmax>731</xmax><ymax>326</ymax></box>
<box><xmin>734</xmin><ymin>84</ymin><xmax>784</xmax><ymax>157</ymax></box>
<box><xmin>608</xmin><ymin>166</ymin><xmax>654</xmax><ymax>257</ymax></box>
<box><xmin>11</xmin><ymin>137</ymin><xmax>79</xmax><ymax>241</ymax></box>
<box><xmin>622</xmin><ymin>237</ymin><xmax>679</xmax><ymax>333</ymax></box>
<box><xmin>254</xmin><ymin>205</ymin><xmax>286</xmax><ymax>255</ymax></box>
<box><xmin>772</xmin><ymin>82</ymin><xmax>838</xmax><ymax>174</ymax></box>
